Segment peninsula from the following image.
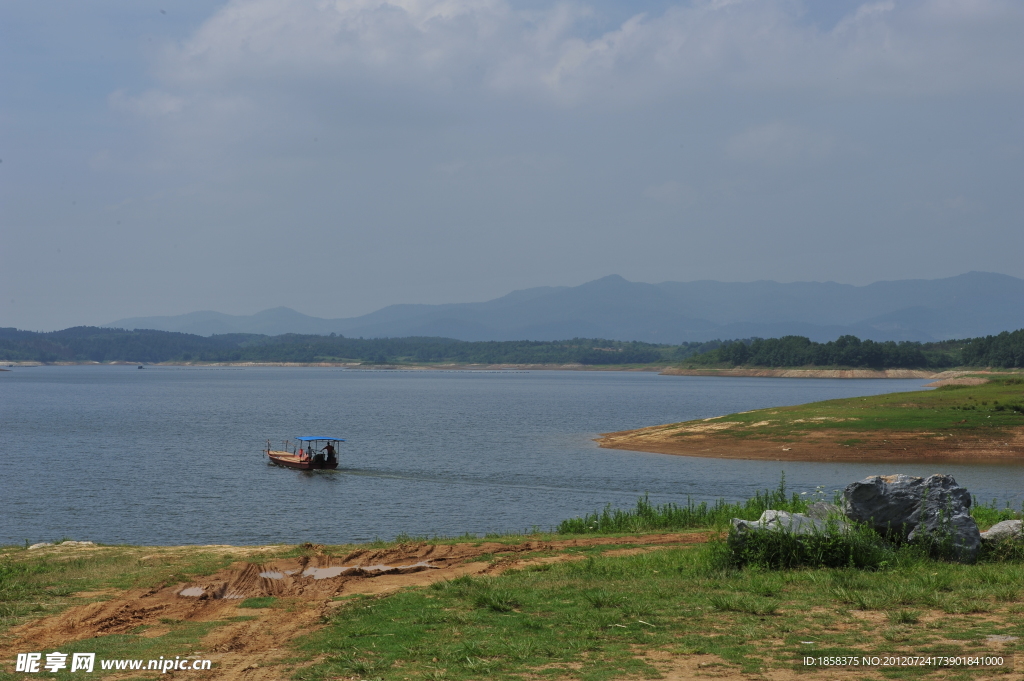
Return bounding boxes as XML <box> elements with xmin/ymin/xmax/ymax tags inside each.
<box><xmin>598</xmin><ymin>376</ymin><xmax>1024</xmax><ymax>462</ymax></box>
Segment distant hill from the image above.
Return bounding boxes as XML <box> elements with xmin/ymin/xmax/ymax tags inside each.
<box><xmin>105</xmin><ymin>272</ymin><xmax>1024</xmax><ymax>343</ymax></box>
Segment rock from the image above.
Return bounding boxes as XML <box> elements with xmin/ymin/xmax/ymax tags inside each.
<box><xmin>843</xmin><ymin>474</ymin><xmax>981</xmax><ymax>561</ymax></box>
<box><xmin>27</xmin><ymin>540</ymin><xmax>95</xmax><ymax>550</ymax></box>
<box><xmin>843</xmin><ymin>474</ymin><xmax>926</xmax><ymax>538</ymax></box>
<box><xmin>986</xmin><ymin>634</ymin><xmax>1019</xmax><ymax>644</ymax></box>
<box><xmin>806</xmin><ymin>502</ymin><xmax>843</xmax><ymax>520</ymax></box>
<box><xmin>732</xmin><ymin>510</ymin><xmax>831</xmax><ymax>536</ymax></box>
<box><xmin>980</xmin><ymin>519</ymin><xmax>1023</xmax><ymax>544</ymax></box>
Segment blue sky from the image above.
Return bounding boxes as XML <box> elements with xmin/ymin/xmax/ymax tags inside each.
<box><xmin>2</xmin><ymin>0</ymin><xmax>1023</xmax><ymax>330</ymax></box>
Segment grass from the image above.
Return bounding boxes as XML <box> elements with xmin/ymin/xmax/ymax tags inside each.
<box><xmin>557</xmin><ymin>476</ymin><xmax>812</xmax><ymax>534</ymax></box>
<box><xmin>0</xmin><ymin>546</ymin><xmax>264</xmax><ymax>680</ymax></box>
<box><xmin>651</xmin><ymin>376</ymin><xmax>1024</xmax><ymax>442</ymax></box>
<box><xmin>238</xmin><ymin>596</ymin><xmax>278</xmax><ymax>608</ymax></box>
<box><xmin>0</xmin><ymin>621</ymin><xmax>225</xmax><ymax>680</ymax></box>
<box><xmin>559</xmin><ymin>477</ymin><xmax>1023</xmax><ymax>535</ymax></box>
<box><xmin>728</xmin><ymin>521</ymin><xmax>904</xmax><ymax>570</ymax></box>
<box><xmin>0</xmin><ymin>546</ymin><xmax>245</xmax><ymax>635</ymax></box>
<box><xmin>3</xmin><ymin>474</ymin><xmax>1024</xmax><ymax>679</ymax></box>
<box><xmin>2</xmin><ymin>520</ymin><xmax>1024</xmax><ymax>679</ymax></box>
<box><xmin>292</xmin><ymin>541</ymin><xmax>1024</xmax><ymax>681</ymax></box>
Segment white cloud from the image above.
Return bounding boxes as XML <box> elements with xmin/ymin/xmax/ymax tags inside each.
<box><xmin>133</xmin><ymin>0</ymin><xmax>1024</xmax><ymax>122</ymax></box>
<box><xmin>110</xmin><ymin>89</ymin><xmax>184</xmax><ymax>117</ymax></box>
<box><xmin>643</xmin><ymin>180</ymin><xmax>695</xmax><ymax>204</ymax></box>
<box><xmin>725</xmin><ymin>122</ymin><xmax>835</xmax><ymax>165</ymax></box>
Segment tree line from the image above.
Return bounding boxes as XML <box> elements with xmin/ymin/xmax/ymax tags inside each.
<box><xmin>692</xmin><ymin>335</ymin><xmax>935</xmax><ymax>369</ymax></box>
<box><xmin>0</xmin><ymin>327</ymin><xmax>715</xmax><ymax>365</ymax></box>
<box><xmin>1</xmin><ymin>326</ymin><xmax>1022</xmax><ymax>368</ymax></box>
<box><xmin>683</xmin><ymin>330</ymin><xmax>1024</xmax><ymax>369</ymax></box>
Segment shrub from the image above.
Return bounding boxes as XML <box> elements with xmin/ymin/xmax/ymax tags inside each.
<box><xmin>727</xmin><ymin>522</ymin><xmax>902</xmax><ymax>570</ymax></box>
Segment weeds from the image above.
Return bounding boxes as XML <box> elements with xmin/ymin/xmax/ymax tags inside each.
<box><xmin>887</xmin><ymin>609</ymin><xmax>921</xmax><ymax>624</ymax></box>
<box><xmin>558</xmin><ymin>475</ymin><xmax>809</xmax><ymax>534</ymax></box>
<box><xmin>238</xmin><ymin>596</ymin><xmax>277</xmax><ymax>608</ymax></box>
<box><xmin>708</xmin><ymin>594</ymin><xmax>777</xmax><ymax>615</ymax></box>
<box><xmin>727</xmin><ymin>521</ymin><xmax>905</xmax><ymax>570</ymax></box>
<box><xmin>473</xmin><ymin>589</ymin><xmax>521</xmax><ymax>613</ymax></box>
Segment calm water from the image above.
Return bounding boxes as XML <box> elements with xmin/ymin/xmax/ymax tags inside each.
<box><xmin>2</xmin><ymin>366</ymin><xmax>1022</xmax><ymax>546</ymax></box>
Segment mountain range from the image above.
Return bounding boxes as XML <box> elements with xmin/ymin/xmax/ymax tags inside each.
<box><xmin>104</xmin><ymin>271</ymin><xmax>1024</xmax><ymax>343</ymax></box>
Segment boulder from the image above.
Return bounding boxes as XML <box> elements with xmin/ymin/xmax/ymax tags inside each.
<box><xmin>732</xmin><ymin>510</ymin><xmax>830</xmax><ymax>536</ymax></box>
<box><xmin>980</xmin><ymin>519</ymin><xmax>1023</xmax><ymax>544</ymax></box>
<box><xmin>806</xmin><ymin>502</ymin><xmax>844</xmax><ymax>521</ymax></box>
<box><xmin>843</xmin><ymin>474</ymin><xmax>981</xmax><ymax>561</ymax></box>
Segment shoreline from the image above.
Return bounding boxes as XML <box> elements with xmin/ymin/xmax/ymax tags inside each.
<box><xmin>597</xmin><ymin>427</ymin><xmax>1024</xmax><ymax>463</ymax></box>
<box><xmin>5</xmin><ymin>362</ymin><xmax>1019</xmax><ymax>382</ymax></box>
<box><xmin>659</xmin><ymin>367</ymin><xmax>938</xmax><ymax>379</ymax></box>
<box><xmin>0</xmin><ymin>360</ymin><xmax>666</xmax><ymax>371</ymax></box>
<box><xmin>598</xmin><ymin>375</ymin><xmax>1024</xmax><ymax>463</ymax></box>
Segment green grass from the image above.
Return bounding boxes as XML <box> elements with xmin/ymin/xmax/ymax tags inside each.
<box><xmin>238</xmin><ymin>596</ymin><xmax>278</xmax><ymax>608</ymax></box>
<box><xmin>655</xmin><ymin>376</ymin><xmax>1024</xmax><ymax>441</ymax></box>
<box><xmin>557</xmin><ymin>476</ymin><xmax>811</xmax><ymax>534</ymax></box>
<box><xmin>293</xmin><ymin>542</ymin><xmax>1024</xmax><ymax>681</ymax></box>
<box><xmin>559</xmin><ymin>478</ymin><xmax>1023</xmax><ymax>536</ymax></box>
<box><xmin>971</xmin><ymin>497</ymin><xmax>1024</xmax><ymax>530</ymax></box>
<box><xmin>728</xmin><ymin>521</ymin><xmax>906</xmax><ymax>570</ymax></box>
<box><xmin>3</xmin><ymin>519</ymin><xmax>1024</xmax><ymax>680</ymax></box>
<box><xmin>0</xmin><ymin>547</ymin><xmax>244</xmax><ymax>635</ymax></box>
<box><xmin>0</xmin><ymin>621</ymin><xmax>225</xmax><ymax>681</ymax></box>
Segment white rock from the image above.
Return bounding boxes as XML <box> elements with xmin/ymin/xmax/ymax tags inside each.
<box><xmin>731</xmin><ymin>510</ymin><xmax>842</xmax><ymax>536</ymax></box>
<box><xmin>980</xmin><ymin>519</ymin><xmax>1023</xmax><ymax>544</ymax></box>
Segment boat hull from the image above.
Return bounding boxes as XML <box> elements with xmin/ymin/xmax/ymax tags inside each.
<box><xmin>267</xmin><ymin>451</ymin><xmax>338</xmax><ymax>470</ymax></box>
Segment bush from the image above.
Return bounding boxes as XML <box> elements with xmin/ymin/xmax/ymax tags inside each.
<box><xmin>980</xmin><ymin>538</ymin><xmax>1024</xmax><ymax>563</ymax></box>
<box><xmin>727</xmin><ymin>522</ymin><xmax>904</xmax><ymax>570</ymax></box>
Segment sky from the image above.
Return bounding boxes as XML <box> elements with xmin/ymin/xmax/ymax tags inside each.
<box><xmin>2</xmin><ymin>0</ymin><xmax>1023</xmax><ymax>331</ymax></box>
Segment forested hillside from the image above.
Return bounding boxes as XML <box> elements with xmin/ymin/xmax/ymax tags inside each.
<box><xmin>681</xmin><ymin>330</ymin><xmax>1024</xmax><ymax>369</ymax></box>
<box><xmin>1</xmin><ymin>327</ymin><xmax>1022</xmax><ymax>368</ymax></box>
<box><xmin>0</xmin><ymin>327</ymin><xmax>714</xmax><ymax>365</ymax></box>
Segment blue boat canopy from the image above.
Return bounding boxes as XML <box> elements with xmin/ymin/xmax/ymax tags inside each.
<box><xmin>295</xmin><ymin>436</ymin><xmax>346</xmax><ymax>442</ymax></box>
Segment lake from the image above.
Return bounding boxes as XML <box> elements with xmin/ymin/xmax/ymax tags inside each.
<box><xmin>2</xmin><ymin>366</ymin><xmax>1021</xmax><ymax>546</ymax></box>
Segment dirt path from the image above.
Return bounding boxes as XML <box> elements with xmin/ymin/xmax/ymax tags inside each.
<box><xmin>2</xmin><ymin>533</ymin><xmax>711</xmax><ymax>680</ymax></box>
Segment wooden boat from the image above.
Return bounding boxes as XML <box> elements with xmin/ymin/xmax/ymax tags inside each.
<box><xmin>266</xmin><ymin>436</ymin><xmax>344</xmax><ymax>470</ymax></box>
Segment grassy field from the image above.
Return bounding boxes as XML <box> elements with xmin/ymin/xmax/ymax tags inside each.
<box><xmin>3</xmin><ymin>490</ymin><xmax>1024</xmax><ymax>680</ymax></box>
<box><xmin>298</xmin><ymin>546</ymin><xmax>1024</xmax><ymax>680</ymax></box>
<box><xmin>672</xmin><ymin>377</ymin><xmax>1024</xmax><ymax>441</ymax></box>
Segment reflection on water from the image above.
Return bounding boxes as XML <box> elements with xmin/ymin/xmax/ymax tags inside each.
<box><xmin>1</xmin><ymin>366</ymin><xmax>1021</xmax><ymax>545</ymax></box>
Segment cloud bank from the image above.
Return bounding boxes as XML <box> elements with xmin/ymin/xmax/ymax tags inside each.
<box><xmin>3</xmin><ymin>0</ymin><xmax>1023</xmax><ymax>329</ymax></box>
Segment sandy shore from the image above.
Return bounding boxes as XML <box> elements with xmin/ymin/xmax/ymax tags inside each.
<box><xmin>598</xmin><ymin>425</ymin><xmax>1024</xmax><ymax>463</ymax></box>
<box><xmin>659</xmin><ymin>367</ymin><xmax>939</xmax><ymax>379</ymax></box>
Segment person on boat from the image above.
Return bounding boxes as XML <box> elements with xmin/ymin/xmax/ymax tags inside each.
<box><xmin>322</xmin><ymin>442</ymin><xmax>336</xmax><ymax>462</ymax></box>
